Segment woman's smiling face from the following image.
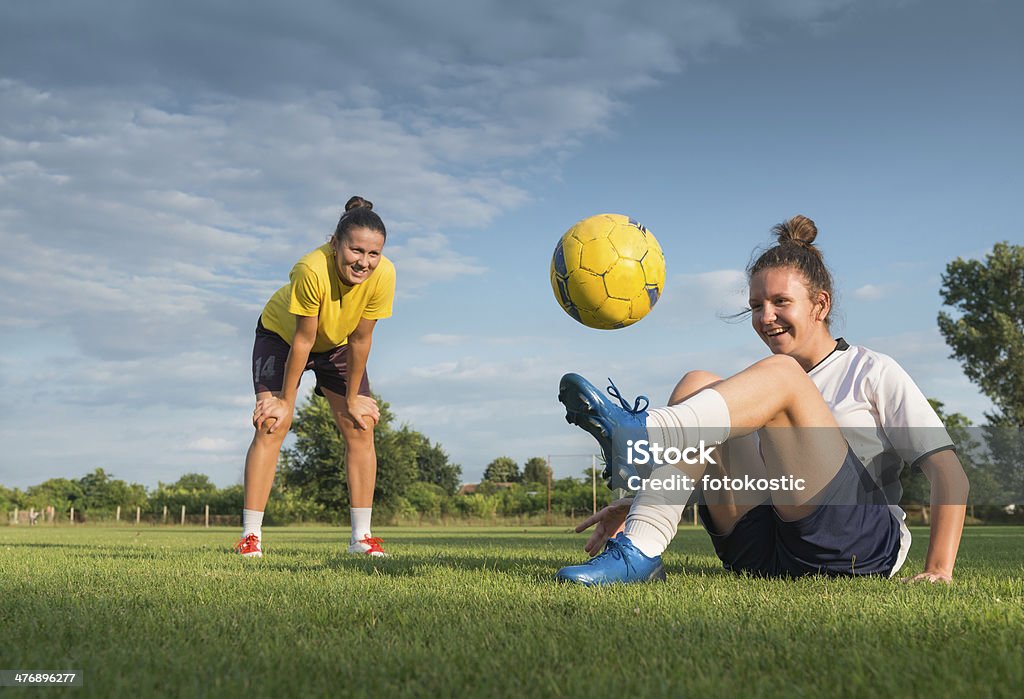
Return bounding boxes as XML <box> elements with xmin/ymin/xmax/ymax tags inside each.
<box><xmin>749</xmin><ymin>266</ymin><xmax>831</xmax><ymax>362</ymax></box>
<box><xmin>334</xmin><ymin>226</ymin><xmax>385</xmax><ymax>285</ymax></box>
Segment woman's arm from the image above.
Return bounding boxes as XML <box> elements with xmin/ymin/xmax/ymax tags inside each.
<box><xmin>905</xmin><ymin>449</ymin><xmax>970</xmax><ymax>583</ymax></box>
<box><xmin>344</xmin><ymin>317</ymin><xmax>380</xmax><ymax>430</ymax></box>
<box><xmin>254</xmin><ymin>314</ymin><xmax>318</xmax><ymax>433</ymax></box>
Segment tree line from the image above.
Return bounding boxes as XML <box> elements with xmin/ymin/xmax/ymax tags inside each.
<box><xmin>0</xmin><ymin>395</ymin><xmax>615</xmax><ymax>524</ymax></box>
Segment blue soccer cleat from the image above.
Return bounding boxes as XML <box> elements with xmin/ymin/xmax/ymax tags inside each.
<box><xmin>558</xmin><ymin>373</ymin><xmax>650</xmax><ymax>487</ymax></box>
<box><xmin>555</xmin><ymin>533</ymin><xmax>666</xmax><ymax>586</ymax></box>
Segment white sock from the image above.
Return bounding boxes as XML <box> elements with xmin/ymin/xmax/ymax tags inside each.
<box><xmin>624</xmin><ymin>466</ymin><xmax>690</xmax><ymax>558</ymax></box>
<box><xmin>242</xmin><ymin>509</ymin><xmax>264</xmax><ymax>537</ymax></box>
<box><xmin>645</xmin><ymin>388</ymin><xmax>731</xmax><ymax>452</ymax></box>
<box><xmin>350</xmin><ymin>507</ymin><xmax>372</xmax><ymax>543</ymax></box>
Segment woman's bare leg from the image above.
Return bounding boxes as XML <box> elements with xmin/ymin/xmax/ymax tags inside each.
<box><xmin>243</xmin><ymin>390</ymin><xmax>287</xmax><ymax>510</ymax></box>
<box><xmin>322</xmin><ymin>388</ymin><xmax>377</xmax><ymax>509</ymax></box>
<box><xmin>665</xmin><ymin>371</ymin><xmax>767</xmax><ymax>534</ymax></box>
<box><xmin>651</xmin><ymin>354</ymin><xmax>848</xmax><ymax>522</ymax></box>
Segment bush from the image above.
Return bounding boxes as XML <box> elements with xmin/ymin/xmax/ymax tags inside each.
<box><xmin>404</xmin><ymin>482</ymin><xmax>447</xmax><ymax>518</ymax></box>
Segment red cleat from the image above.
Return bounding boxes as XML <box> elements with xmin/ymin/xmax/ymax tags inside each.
<box><xmin>234</xmin><ymin>533</ymin><xmax>263</xmax><ymax>558</ymax></box>
<box><xmin>348</xmin><ymin>535</ymin><xmax>388</xmax><ymax>557</ymax></box>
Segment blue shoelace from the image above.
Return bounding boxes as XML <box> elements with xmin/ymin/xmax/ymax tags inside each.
<box><xmin>588</xmin><ymin>537</ymin><xmax>637</xmax><ymax>575</ymax></box>
<box><xmin>605</xmin><ymin>378</ymin><xmax>650</xmax><ymax>415</ymax></box>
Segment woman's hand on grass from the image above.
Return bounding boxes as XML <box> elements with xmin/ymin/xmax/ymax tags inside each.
<box><xmin>902</xmin><ymin>570</ymin><xmax>953</xmax><ymax>584</ymax></box>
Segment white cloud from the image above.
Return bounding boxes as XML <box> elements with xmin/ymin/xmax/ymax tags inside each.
<box><xmin>386</xmin><ymin>233</ymin><xmax>489</xmax><ymax>292</ymax></box>
<box><xmin>187</xmin><ymin>437</ymin><xmax>235</xmax><ymax>453</ymax></box>
<box><xmin>853</xmin><ymin>283</ymin><xmax>885</xmax><ymax>301</ymax></box>
<box><xmin>660</xmin><ymin>269</ymin><xmax>749</xmax><ymax>322</ymax></box>
<box><xmin>420</xmin><ymin>334</ymin><xmax>467</xmax><ymax>346</ymax></box>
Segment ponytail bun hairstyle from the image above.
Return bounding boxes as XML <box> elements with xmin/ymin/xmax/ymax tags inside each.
<box><xmin>773</xmin><ymin>214</ymin><xmax>818</xmax><ymax>247</ymax></box>
<box><xmin>333</xmin><ymin>195</ymin><xmax>386</xmax><ymax>243</ymax></box>
<box><xmin>748</xmin><ymin>215</ymin><xmax>835</xmax><ymax>327</ymax></box>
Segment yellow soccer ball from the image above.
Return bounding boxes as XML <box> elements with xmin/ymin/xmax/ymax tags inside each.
<box><xmin>550</xmin><ymin>213</ymin><xmax>666</xmax><ymax>329</ymax></box>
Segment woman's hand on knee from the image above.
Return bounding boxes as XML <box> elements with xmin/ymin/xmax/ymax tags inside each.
<box><xmin>253</xmin><ymin>396</ymin><xmax>293</xmax><ymax>434</ymax></box>
<box><xmin>346</xmin><ymin>395</ymin><xmax>380</xmax><ymax>431</ymax></box>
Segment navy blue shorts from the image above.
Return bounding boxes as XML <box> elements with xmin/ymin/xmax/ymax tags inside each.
<box><xmin>251</xmin><ymin>317</ymin><xmax>371</xmax><ymax>399</ymax></box>
<box><xmin>697</xmin><ymin>449</ymin><xmax>901</xmax><ymax>578</ymax></box>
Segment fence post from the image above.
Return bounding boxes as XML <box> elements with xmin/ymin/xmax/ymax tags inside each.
<box><xmin>546</xmin><ymin>457</ymin><xmax>551</xmax><ymax>526</ymax></box>
<box><xmin>136</xmin><ymin>506</ymin><xmax>141</xmax><ymax>525</ymax></box>
<box><xmin>204</xmin><ymin>504</ymin><xmax>209</xmax><ymax>528</ymax></box>
<box><xmin>116</xmin><ymin>505</ymin><xmax>121</xmax><ymax>522</ymax></box>
<box><xmin>12</xmin><ymin>507</ymin><xmax>18</xmax><ymax>525</ymax></box>
<box><xmin>163</xmin><ymin>505</ymin><xmax>168</xmax><ymax>524</ymax></box>
<box><xmin>70</xmin><ymin>507</ymin><xmax>75</xmax><ymax>524</ymax></box>
<box><xmin>180</xmin><ymin>505</ymin><xmax>186</xmax><ymax>526</ymax></box>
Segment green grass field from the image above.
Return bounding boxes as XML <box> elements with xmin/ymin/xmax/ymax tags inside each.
<box><xmin>1</xmin><ymin>525</ymin><xmax>1021</xmax><ymax>698</ymax></box>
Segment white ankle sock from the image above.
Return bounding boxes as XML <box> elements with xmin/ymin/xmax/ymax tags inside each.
<box><xmin>645</xmin><ymin>388</ymin><xmax>731</xmax><ymax>452</ymax></box>
<box><xmin>624</xmin><ymin>466</ymin><xmax>690</xmax><ymax>557</ymax></box>
<box><xmin>242</xmin><ymin>509</ymin><xmax>264</xmax><ymax>537</ymax></box>
<box><xmin>350</xmin><ymin>507</ymin><xmax>372</xmax><ymax>543</ymax></box>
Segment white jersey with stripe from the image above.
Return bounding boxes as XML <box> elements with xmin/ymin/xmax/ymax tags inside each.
<box><xmin>807</xmin><ymin>339</ymin><xmax>955</xmax><ymax>573</ymax></box>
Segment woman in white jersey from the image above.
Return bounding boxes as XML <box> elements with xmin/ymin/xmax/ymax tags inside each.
<box><xmin>235</xmin><ymin>196</ymin><xmax>396</xmax><ymax>559</ymax></box>
<box><xmin>555</xmin><ymin>215</ymin><xmax>968</xmax><ymax>584</ymax></box>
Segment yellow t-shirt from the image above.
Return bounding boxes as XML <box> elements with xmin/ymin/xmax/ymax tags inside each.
<box><xmin>260</xmin><ymin>243</ymin><xmax>395</xmax><ymax>353</ymax></box>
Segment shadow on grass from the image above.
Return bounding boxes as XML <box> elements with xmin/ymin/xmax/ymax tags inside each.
<box><xmin>259</xmin><ymin>549</ymin><xmax>725</xmax><ymax>583</ymax></box>
<box><xmin>2</xmin><ymin>530</ymin><xmax>727</xmax><ymax>580</ymax></box>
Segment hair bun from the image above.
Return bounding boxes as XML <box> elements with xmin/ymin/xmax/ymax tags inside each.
<box><xmin>345</xmin><ymin>195</ymin><xmax>373</xmax><ymax>211</ymax></box>
<box><xmin>772</xmin><ymin>215</ymin><xmax>817</xmax><ymax>246</ymax></box>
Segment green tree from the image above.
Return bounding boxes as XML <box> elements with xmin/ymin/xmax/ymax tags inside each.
<box><xmin>78</xmin><ymin>468</ymin><xmax>148</xmax><ymax>512</ymax></box>
<box><xmin>404</xmin><ymin>481</ymin><xmax>447</xmax><ymax>518</ymax></box>
<box><xmin>374</xmin><ymin>424</ymin><xmax>421</xmax><ymax>510</ymax></box>
<box><xmin>151</xmin><ymin>472</ymin><xmax>223</xmax><ymax>514</ymax></box>
<box><xmin>452</xmin><ymin>493</ymin><xmax>500</xmax><ymax>519</ymax></box>
<box><xmin>280</xmin><ymin>393</ymin><xmax>420</xmax><ymax>514</ymax></box>
<box><xmin>208</xmin><ymin>483</ymin><xmax>245</xmax><ymax>515</ymax></box>
<box><xmin>483</xmin><ymin>456</ymin><xmax>521</xmax><ymax>483</ymax></box>
<box><xmin>981</xmin><ymin>422</ymin><xmax>1024</xmax><ymax>507</ymax></box>
<box><xmin>0</xmin><ymin>485</ymin><xmax>22</xmax><ymax>512</ymax></box>
<box><xmin>264</xmin><ymin>482</ymin><xmax>325</xmax><ymax>524</ymax></box>
<box><xmin>901</xmin><ymin>400</ymin><xmax>1013</xmax><ymax>515</ymax></box>
<box><xmin>550</xmin><ymin>476</ymin><xmax>611</xmax><ymax>516</ymax></box>
<box><xmin>410</xmin><ymin>433</ymin><xmax>462</xmax><ymax>495</ymax></box>
<box><xmin>929</xmin><ymin>402</ymin><xmax>1008</xmax><ymax>511</ymax></box>
<box><xmin>172</xmin><ymin>473</ymin><xmax>218</xmax><ymax>495</ymax></box>
<box><xmin>24</xmin><ymin>478</ymin><xmax>84</xmax><ymax>512</ymax></box>
<box><xmin>522</xmin><ymin>457</ymin><xmax>549</xmax><ymax>485</ymax></box>
<box><xmin>280</xmin><ymin>393</ymin><xmax>347</xmax><ymax>512</ymax></box>
<box><xmin>938</xmin><ymin>242</ymin><xmax>1024</xmax><ymax>427</ymax></box>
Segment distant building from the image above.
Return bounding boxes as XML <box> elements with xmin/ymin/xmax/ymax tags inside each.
<box><xmin>456</xmin><ymin>482</ymin><xmax>518</xmax><ymax>496</ymax></box>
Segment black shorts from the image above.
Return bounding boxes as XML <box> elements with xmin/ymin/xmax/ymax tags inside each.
<box><xmin>251</xmin><ymin>317</ymin><xmax>371</xmax><ymax>398</ymax></box>
<box><xmin>697</xmin><ymin>449</ymin><xmax>901</xmax><ymax>578</ymax></box>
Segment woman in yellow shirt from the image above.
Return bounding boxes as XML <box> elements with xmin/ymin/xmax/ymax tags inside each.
<box><xmin>236</xmin><ymin>196</ymin><xmax>396</xmax><ymax>558</ymax></box>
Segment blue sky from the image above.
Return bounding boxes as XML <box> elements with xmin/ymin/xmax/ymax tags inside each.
<box><xmin>0</xmin><ymin>0</ymin><xmax>1020</xmax><ymax>489</ymax></box>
